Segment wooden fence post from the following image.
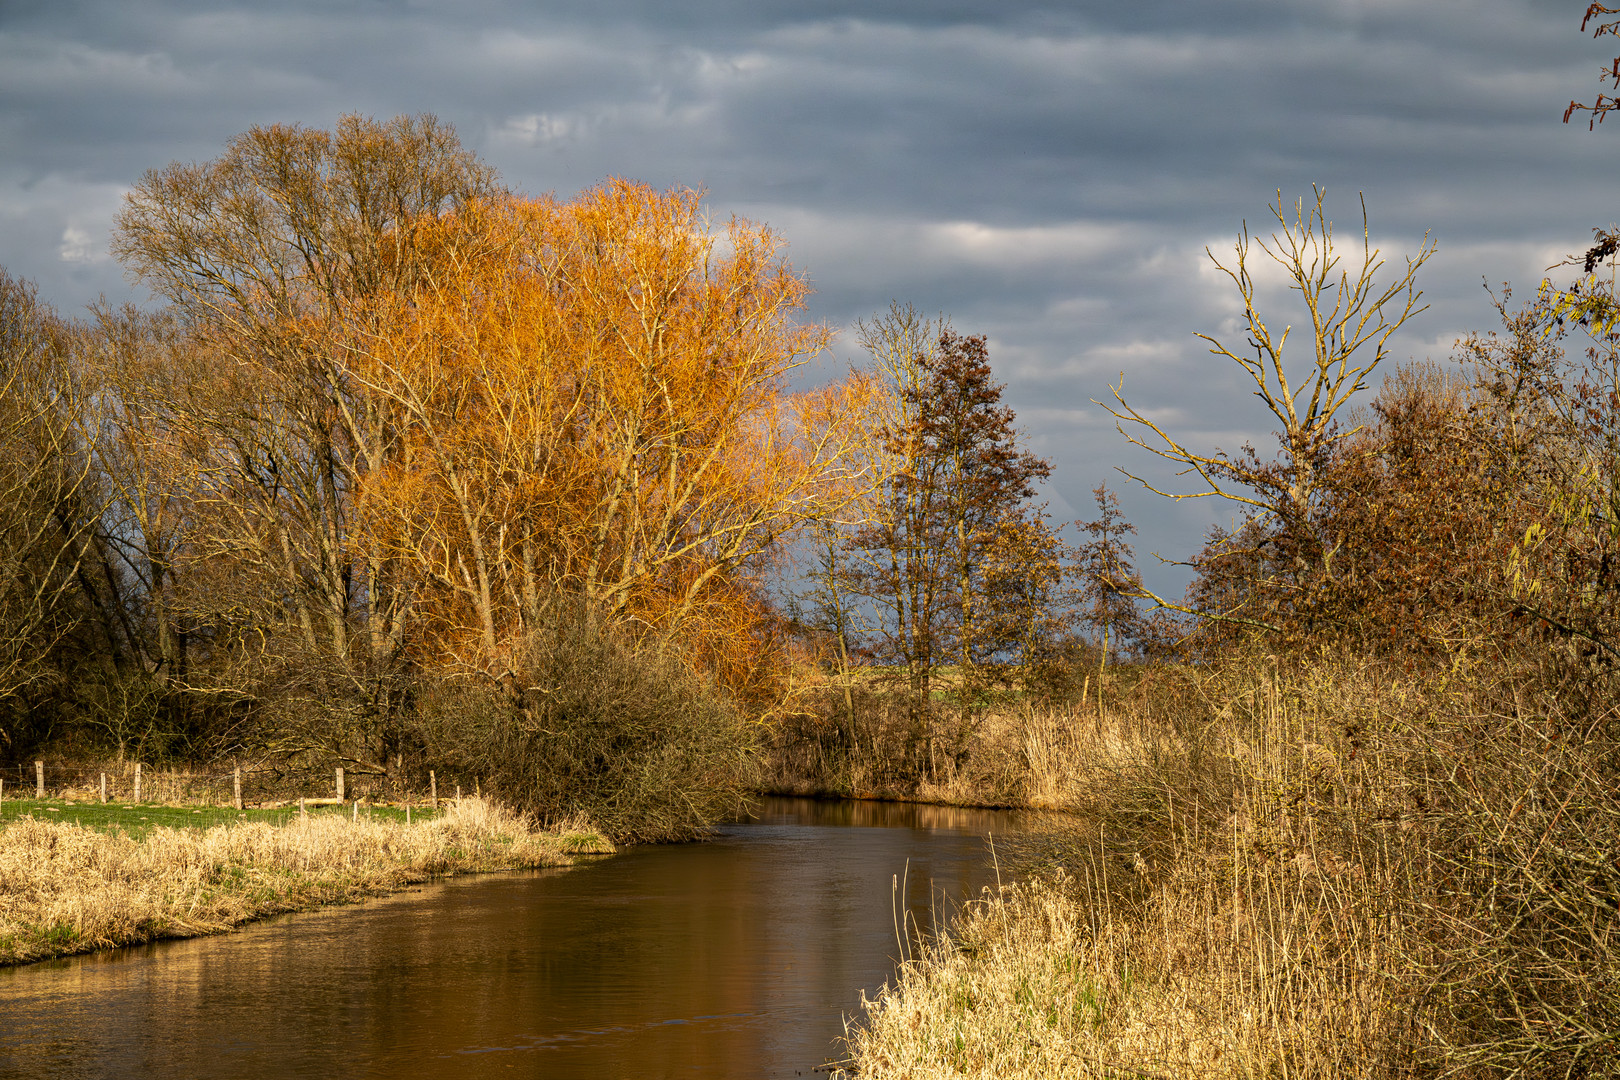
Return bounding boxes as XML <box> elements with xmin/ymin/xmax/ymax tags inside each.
<box><xmin>133</xmin><ymin>763</ymin><xmax>142</xmax><ymax>804</ymax></box>
<box><xmin>430</xmin><ymin>771</ymin><xmax>437</xmax><ymax>810</ymax></box>
<box><xmin>100</xmin><ymin>773</ymin><xmax>107</xmax><ymax>804</ymax></box>
<box><xmin>352</xmin><ymin>799</ymin><xmax>358</xmax><ymax>822</ymax></box>
<box><xmin>233</xmin><ymin>765</ymin><xmax>243</xmax><ymax>811</ymax></box>
<box><xmin>35</xmin><ymin>761</ymin><xmax>44</xmax><ymax>799</ymax></box>
<box><xmin>299</xmin><ymin>797</ymin><xmax>306</xmax><ymax>818</ymax></box>
<box><xmin>455</xmin><ymin>784</ymin><xmax>461</xmax><ymax>802</ymax></box>
<box><xmin>336</xmin><ymin>767</ymin><xmax>345</xmax><ymax>803</ymax></box>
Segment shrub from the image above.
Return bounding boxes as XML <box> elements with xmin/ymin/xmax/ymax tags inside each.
<box><xmin>417</xmin><ymin>607</ymin><xmax>755</xmax><ymax>843</ymax></box>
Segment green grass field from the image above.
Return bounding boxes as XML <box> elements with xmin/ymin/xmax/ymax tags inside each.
<box><xmin>0</xmin><ymin>797</ymin><xmax>443</xmax><ymax>836</ymax></box>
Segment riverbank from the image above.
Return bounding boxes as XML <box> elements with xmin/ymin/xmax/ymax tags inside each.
<box><xmin>0</xmin><ymin>797</ymin><xmax>612</xmax><ymax>966</ymax></box>
<box><xmin>837</xmin><ymin>660</ymin><xmax>1620</xmax><ymax>1078</ymax></box>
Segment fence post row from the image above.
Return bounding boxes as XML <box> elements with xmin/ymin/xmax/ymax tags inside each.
<box><xmin>5</xmin><ymin>761</ymin><xmax>447</xmax><ymax>816</ymax></box>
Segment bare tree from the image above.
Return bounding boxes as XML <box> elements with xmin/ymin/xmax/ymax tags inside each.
<box><xmin>1101</xmin><ymin>188</ymin><xmax>1434</xmax><ymax>629</ymax></box>
<box><xmin>0</xmin><ymin>272</ymin><xmax>106</xmax><ymax>727</ymax></box>
<box><xmin>110</xmin><ymin>114</ymin><xmax>497</xmax><ymax>773</ymax></box>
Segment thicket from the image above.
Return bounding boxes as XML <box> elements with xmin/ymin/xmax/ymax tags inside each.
<box><xmin>413</xmin><ymin>606</ymin><xmax>754</xmax><ymax>842</ymax></box>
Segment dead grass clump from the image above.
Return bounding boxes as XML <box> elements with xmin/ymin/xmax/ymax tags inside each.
<box><xmin>844</xmin><ymin>875</ymin><xmax>1259</xmax><ymax>1079</ymax></box>
<box><xmin>0</xmin><ymin>797</ymin><xmax>612</xmax><ymax>965</ymax></box>
<box><xmin>848</xmin><ymin>856</ymin><xmax>1409</xmax><ymax>1079</ymax></box>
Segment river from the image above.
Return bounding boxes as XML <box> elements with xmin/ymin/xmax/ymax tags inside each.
<box><xmin>0</xmin><ymin>796</ymin><xmax>1028</xmax><ymax>1079</ymax></box>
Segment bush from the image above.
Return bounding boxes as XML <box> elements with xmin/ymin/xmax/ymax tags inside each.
<box><xmin>417</xmin><ymin>608</ymin><xmax>755</xmax><ymax>843</ymax></box>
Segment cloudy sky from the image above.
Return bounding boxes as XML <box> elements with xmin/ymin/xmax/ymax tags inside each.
<box><xmin>1</xmin><ymin>0</ymin><xmax>1613</xmax><ymax>594</ymax></box>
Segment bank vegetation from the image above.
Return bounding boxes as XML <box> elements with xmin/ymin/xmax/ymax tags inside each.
<box><xmin>0</xmin><ymin>115</ymin><xmax>849</xmax><ymax>841</ymax></box>
<box><xmin>0</xmin><ymin>797</ymin><xmax>610</xmax><ymax>966</ymax></box>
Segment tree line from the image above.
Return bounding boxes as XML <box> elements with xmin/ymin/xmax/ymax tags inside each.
<box><xmin>24</xmin><ymin>113</ymin><xmax>1614</xmax><ymax>835</ymax></box>
<box><xmin>0</xmin><ymin>114</ymin><xmax>1139</xmax><ymax>832</ymax></box>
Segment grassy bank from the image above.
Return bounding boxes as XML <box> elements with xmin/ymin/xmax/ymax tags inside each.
<box><xmin>838</xmin><ymin>661</ymin><xmax>1620</xmax><ymax>1079</ymax></box>
<box><xmin>0</xmin><ymin>797</ymin><xmax>612</xmax><ymax>966</ymax></box>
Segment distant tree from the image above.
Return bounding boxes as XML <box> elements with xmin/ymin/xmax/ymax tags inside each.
<box><xmin>844</xmin><ymin>328</ymin><xmax>1050</xmax><ymax>771</ymax></box>
<box><xmin>917</xmin><ymin>333</ymin><xmax>1052</xmax><ymax>680</ymax></box>
<box><xmin>973</xmin><ymin>505</ymin><xmax>1074</xmax><ymax>692</ymax></box>
<box><xmin>1073</xmin><ymin>483</ymin><xmax>1145</xmax><ymax>671</ymax></box>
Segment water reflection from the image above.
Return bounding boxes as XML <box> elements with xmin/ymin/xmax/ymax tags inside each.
<box><xmin>0</xmin><ymin>797</ymin><xmax>1027</xmax><ymax>1080</ymax></box>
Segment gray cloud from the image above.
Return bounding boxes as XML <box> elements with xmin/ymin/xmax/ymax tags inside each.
<box><xmin>0</xmin><ymin>0</ymin><xmax>1611</xmax><ymax>592</ymax></box>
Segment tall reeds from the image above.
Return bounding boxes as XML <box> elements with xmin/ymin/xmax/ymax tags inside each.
<box><xmin>841</xmin><ymin>659</ymin><xmax>1620</xmax><ymax>1078</ymax></box>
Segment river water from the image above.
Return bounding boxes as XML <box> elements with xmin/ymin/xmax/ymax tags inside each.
<box><xmin>0</xmin><ymin>797</ymin><xmax>1027</xmax><ymax>1079</ymax></box>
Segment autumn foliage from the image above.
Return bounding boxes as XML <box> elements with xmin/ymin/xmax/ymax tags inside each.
<box><xmin>0</xmin><ymin>115</ymin><xmax>897</xmax><ymax>834</ymax></box>
<box><xmin>349</xmin><ymin>183</ymin><xmax>872</xmax><ymax>690</ymax></box>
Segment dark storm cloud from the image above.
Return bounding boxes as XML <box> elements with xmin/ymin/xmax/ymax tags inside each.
<box><xmin>0</xmin><ymin>0</ymin><xmax>1610</xmax><ymax>588</ymax></box>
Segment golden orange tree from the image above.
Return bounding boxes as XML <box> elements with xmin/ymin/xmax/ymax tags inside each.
<box><xmin>352</xmin><ymin>182</ymin><xmax>878</xmax><ymax>690</ymax></box>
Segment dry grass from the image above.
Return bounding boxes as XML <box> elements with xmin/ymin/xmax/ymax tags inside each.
<box><xmin>840</xmin><ymin>659</ymin><xmax>1620</xmax><ymax>1079</ymax></box>
<box><xmin>0</xmin><ymin>797</ymin><xmax>612</xmax><ymax>965</ymax></box>
<box><xmin>763</xmin><ymin>670</ymin><xmax>1197</xmax><ymax>811</ymax></box>
<box><xmin>846</xmin><ymin>876</ymin><xmax>1279</xmax><ymax>1079</ymax></box>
